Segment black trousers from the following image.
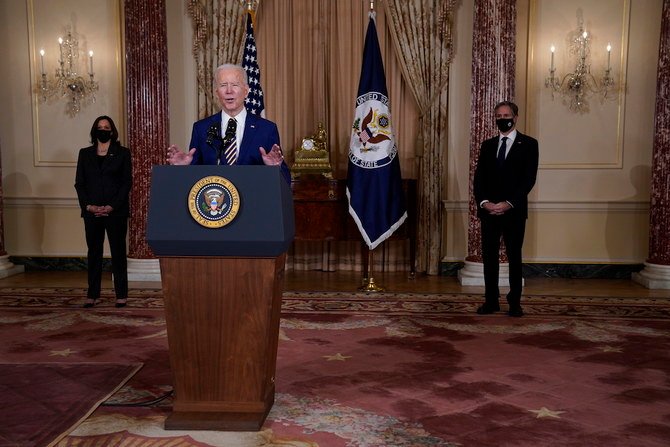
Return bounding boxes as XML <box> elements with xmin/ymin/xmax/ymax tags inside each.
<box><xmin>480</xmin><ymin>213</ymin><xmax>526</xmax><ymax>306</ymax></box>
<box><xmin>84</xmin><ymin>215</ymin><xmax>128</xmax><ymax>299</ymax></box>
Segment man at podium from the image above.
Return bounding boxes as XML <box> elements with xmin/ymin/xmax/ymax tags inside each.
<box><xmin>167</xmin><ymin>63</ymin><xmax>291</xmax><ymax>184</ymax></box>
<box><xmin>154</xmin><ymin>68</ymin><xmax>295</xmax><ymax>430</ymax></box>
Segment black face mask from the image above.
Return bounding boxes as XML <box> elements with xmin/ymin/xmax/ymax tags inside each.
<box><xmin>95</xmin><ymin>129</ymin><xmax>112</xmax><ymax>143</ymax></box>
<box><xmin>495</xmin><ymin>118</ymin><xmax>515</xmax><ymax>133</ymax></box>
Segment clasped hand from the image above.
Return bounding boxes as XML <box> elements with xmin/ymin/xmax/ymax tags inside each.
<box><xmin>483</xmin><ymin>201</ymin><xmax>511</xmax><ymax>216</ymax></box>
<box><xmin>89</xmin><ymin>205</ymin><xmax>113</xmax><ymax>217</ymax></box>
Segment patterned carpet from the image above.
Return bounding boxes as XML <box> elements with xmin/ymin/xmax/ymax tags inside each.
<box><xmin>0</xmin><ymin>287</ymin><xmax>669</xmax><ymax>319</ymax></box>
<box><xmin>1</xmin><ymin>287</ymin><xmax>670</xmax><ymax>446</ymax></box>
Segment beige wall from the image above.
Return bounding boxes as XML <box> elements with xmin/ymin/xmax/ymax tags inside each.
<box><xmin>0</xmin><ymin>0</ymin><xmax>124</xmax><ymax>256</ymax></box>
<box><xmin>443</xmin><ymin>0</ymin><xmax>660</xmax><ymax>264</ymax></box>
<box><xmin>0</xmin><ymin>0</ymin><xmax>662</xmax><ymax>265</ymax></box>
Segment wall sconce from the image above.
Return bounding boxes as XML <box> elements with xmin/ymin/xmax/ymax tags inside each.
<box><xmin>36</xmin><ymin>27</ymin><xmax>98</xmax><ymax>117</ymax></box>
<box><xmin>544</xmin><ymin>18</ymin><xmax>615</xmax><ymax>113</ymax></box>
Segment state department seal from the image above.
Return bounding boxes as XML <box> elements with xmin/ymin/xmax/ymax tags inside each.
<box><xmin>350</xmin><ymin>91</ymin><xmax>398</xmax><ymax>169</ymax></box>
<box><xmin>188</xmin><ymin>176</ymin><xmax>240</xmax><ymax>228</ymax></box>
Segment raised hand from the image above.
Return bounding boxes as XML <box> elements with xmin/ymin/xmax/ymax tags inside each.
<box><xmin>167</xmin><ymin>144</ymin><xmax>196</xmax><ymax>165</ymax></box>
<box><xmin>259</xmin><ymin>144</ymin><xmax>284</xmax><ymax>166</ymax></box>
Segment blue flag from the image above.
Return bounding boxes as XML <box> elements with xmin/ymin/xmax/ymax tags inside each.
<box><xmin>242</xmin><ymin>11</ymin><xmax>265</xmax><ymax>116</ymax></box>
<box><xmin>346</xmin><ymin>12</ymin><xmax>406</xmax><ymax>250</ymax></box>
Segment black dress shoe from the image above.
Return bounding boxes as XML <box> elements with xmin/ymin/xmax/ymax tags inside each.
<box><xmin>83</xmin><ymin>298</ymin><xmax>96</xmax><ymax>308</ymax></box>
<box><xmin>508</xmin><ymin>306</ymin><xmax>524</xmax><ymax>317</ymax></box>
<box><xmin>476</xmin><ymin>303</ymin><xmax>500</xmax><ymax>315</ymax></box>
<box><xmin>115</xmin><ymin>298</ymin><xmax>127</xmax><ymax>308</ymax></box>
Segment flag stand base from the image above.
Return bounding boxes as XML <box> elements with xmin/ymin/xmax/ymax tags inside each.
<box><xmin>358</xmin><ymin>249</ymin><xmax>385</xmax><ymax>292</ymax></box>
<box><xmin>358</xmin><ymin>276</ymin><xmax>385</xmax><ymax>292</ymax></box>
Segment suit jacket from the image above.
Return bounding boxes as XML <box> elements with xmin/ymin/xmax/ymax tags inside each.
<box><xmin>74</xmin><ymin>142</ymin><xmax>132</xmax><ymax>218</ymax></box>
<box><xmin>473</xmin><ymin>131</ymin><xmax>539</xmax><ymax>220</ymax></box>
<box><xmin>188</xmin><ymin>111</ymin><xmax>291</xmax><ymax>183</ymax></box>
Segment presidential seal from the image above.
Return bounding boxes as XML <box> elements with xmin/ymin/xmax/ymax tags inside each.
<box><xmin>188</xmin><ymin>176</ymin><xmax>240</xmax><ymax>228</ymax></box>
<box><xmin>350</xmin><ymin>91</ymin><xmax>398</xmax><ymax>169</ymax></box>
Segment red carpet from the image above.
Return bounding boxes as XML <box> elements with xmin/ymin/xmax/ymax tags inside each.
<box><xmin>0</xmin><ymin>288</ymin><xmax>669</xmax><ymax>446</ymax></box>
<box><xmin>0</xmin><ymin>362</ymin><xmax>141</xmax><ymax>447</ymax></box>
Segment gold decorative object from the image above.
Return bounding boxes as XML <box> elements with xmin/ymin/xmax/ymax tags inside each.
<box><xmin>240</xmin><ymin>0</ymin><xmax>259</xmax><ymax>11</ymax></box>
<box><xmin>291</xmin><ymin>122</ymin><xmax>333</xmax><ymax>178</ymax></box>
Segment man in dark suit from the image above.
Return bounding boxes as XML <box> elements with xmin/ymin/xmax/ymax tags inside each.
<box><xmin>167</xmin><ymin>64</ymin><xmax>290</xmax><ymax>183</ymax></box>
<box><xmin>473</xmin><ymin>101</ymin><xmax>539</xmax><ymax>317</ymax></box>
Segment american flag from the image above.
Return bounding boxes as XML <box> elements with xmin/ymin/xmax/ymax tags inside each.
<box><xmin>242</xmin><ymin>11</ymin><xmax>265</xmax><ymax>116</ymax></box>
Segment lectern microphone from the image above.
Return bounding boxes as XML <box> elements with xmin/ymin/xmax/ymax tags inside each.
<box><xmin>206</xmin><ymin>124</ymin><xmax>221</xmax><ymax>146</ymax></box>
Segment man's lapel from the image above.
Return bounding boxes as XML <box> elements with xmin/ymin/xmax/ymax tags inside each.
<box><xmin>241</xmin><ymin>113</ymin><xmax>259</xmax><ymax>155</ymax></box>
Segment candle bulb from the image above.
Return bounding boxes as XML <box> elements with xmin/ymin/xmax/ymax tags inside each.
<box><xmin>550</xmin><ymin>45</ymin><xmax>555</xmax><ymax>71</ymax></box>
<box><xmin>606</xmin><ymin>43</ymin><xmax>612</xmax><ymax>70</ymax></box>
<box><xmin>88</xmin><ymin>51</ymin><xmax>94</xmax><ymax>74</ymax></box>
<box><xmin>39</xmin><ymin>49</ymin><xmax>45</xmax><ymax>75</ymax></box>
<box><xmin>58</xmin><ymin>37</ymin><xmax>63</xmax><ymax>64</ymax></box>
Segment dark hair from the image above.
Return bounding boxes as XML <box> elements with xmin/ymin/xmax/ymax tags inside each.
<box><xmin>494</xmin><ymin>101</ymin><xmax>518</xmax><ymax>116</ymax></box>
<box><xmin>89</xmin><ymin>115</ymin><xmax>119</xmax><ymax>144</ymax></box>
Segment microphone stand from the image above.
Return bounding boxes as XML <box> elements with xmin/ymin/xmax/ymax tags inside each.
<box><xmin>206</xmin><ymin>124</ymin><xmax>223</xmax><ymax>164</ymax></box>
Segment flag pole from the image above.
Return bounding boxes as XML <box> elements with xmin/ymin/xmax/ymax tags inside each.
<box><xmin>359</xmin><ymin>248</ymin><xmax>385</xmax><ymax>292</ymax></box>
<box><xmin>245</xmin><ymin>0</ymin><xmax>256</xmax><ymax>24</ymax></box>
<box><xmin>245</xmin><ymin>0</ymin><xmax>258</xmax><ymax>28</ymax></box>
<box><xmin>348</xmin><ymin>0</ymin><xmax>405</xmax><ymax>292</ymax></box>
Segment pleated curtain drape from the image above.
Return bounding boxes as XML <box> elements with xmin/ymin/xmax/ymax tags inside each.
<box><xmin>186</xmin><ymin>1</ymin><xmax>458</xmax><ymax>274</ymax></box>
<box><xmin>187</xmin><ymin>0</ymin><xmax>248</xmax><ymax>118</ymax></box>
<box><xmin>384</xmin><ymin>0</ymin><xmax>457</xmax><ymax>275</ymax></box>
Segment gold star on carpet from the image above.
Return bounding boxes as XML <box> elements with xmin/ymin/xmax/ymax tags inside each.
<box><xmin>601</xmin><ymin>345</ymin><xmax>623</xmax><ymax>352</ymax></box>
<box><xmin>49</xmin><ymin>348</ymin><xmax>76</xmax><ymax>357</ymax></box>
<box><xmin>323</xmin><ymin>353</ymin><xmax>351</xmax><ymax>361</ymax></box>
<box><xmin>529</xmin><ymin>407</ymin><xmax>565</xmax><ymax>419</ymax></box>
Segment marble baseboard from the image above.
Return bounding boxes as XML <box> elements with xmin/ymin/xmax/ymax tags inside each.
<box><xmin>440</xmin><ymin>262</ymin><xmax>644</xmax><ymax>279</ymax></box>
<box><xmin>522</xmin><ymin>263</ymin><xmax>644</xmax><ymax>279</ymax></box>
<box><xmin>440</xmin><ymin>262</ymin><xmax>465</xmax><ymax>276</ymax></box>
<box><xmin>10</xmin><ymin>257</ymin><xmax>112</xmax><ymax>271</ymax></box>
<box><xmin>9</xmin><ymin>257</ymin><xmax>645</xmax><ymax>280</ymax></box>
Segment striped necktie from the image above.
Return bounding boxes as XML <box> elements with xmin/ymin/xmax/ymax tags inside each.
<box><xmin>223</xmin><ymin>118</ymin><xmax>238</xmax><ymax>165</ymax></box>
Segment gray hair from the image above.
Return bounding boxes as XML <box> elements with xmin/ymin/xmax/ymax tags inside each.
<box><xmin>213</xmin><ymin>64</ymin><xmax>248</xmax><ymax>89</ymax></box>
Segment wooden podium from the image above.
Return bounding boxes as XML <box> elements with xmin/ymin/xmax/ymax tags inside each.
<box><xmin>147</xmin><ymin>165</ymin><xmax>294</xmax><ymax>431</ymax></box>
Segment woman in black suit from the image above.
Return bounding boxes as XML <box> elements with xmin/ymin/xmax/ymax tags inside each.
<box><xmin>75</xmin><ymin>116</ymin><xmax>132</xmax><ymax>308</ymax></box>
